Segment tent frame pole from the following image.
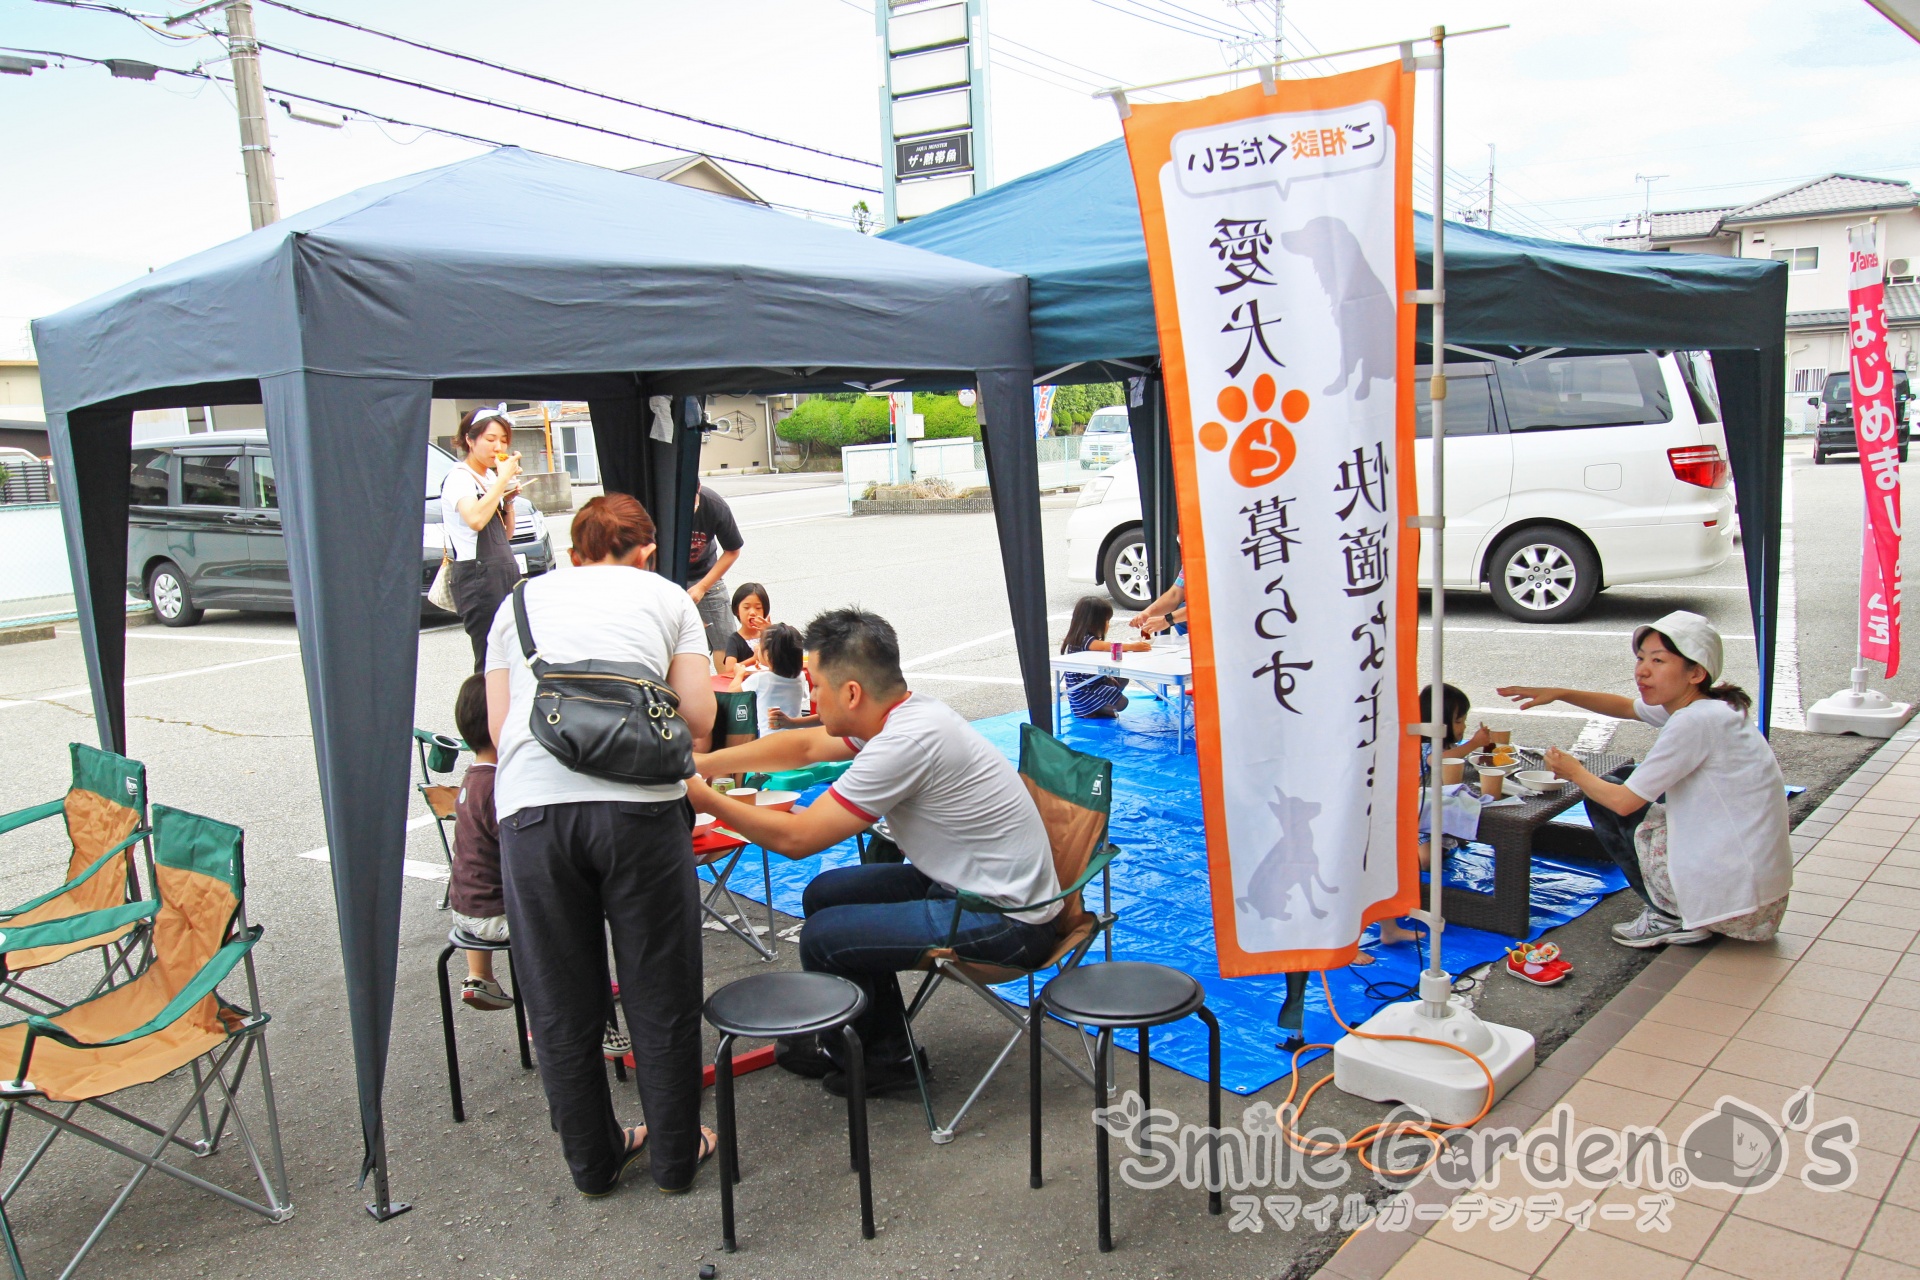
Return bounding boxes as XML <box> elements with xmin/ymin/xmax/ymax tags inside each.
<box><xmin>1416</xmin><ymin>26</ymin><xmax>1452</xmax><ymax>1017</ymax></box>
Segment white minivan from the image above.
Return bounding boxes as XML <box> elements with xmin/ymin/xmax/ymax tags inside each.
<box><xmin>1066</xmin><ymin>351</ymin><xmax>1735</xmax><ymax>623</ymax></box>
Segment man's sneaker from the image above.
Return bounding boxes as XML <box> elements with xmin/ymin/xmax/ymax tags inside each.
<box><xmin>461</xmin><ymin>977</ymin><xmax>513</xmax><ymax>1011</ymax></box>
<box><xmin>823</xmin><ymin>1049</ymin><xmax>930</xmax><ymax>1098</ymax></box>
<box><xmin>603</xmin><ymin>1026</ymin><xmax>632</xmax><ymax>1062</ymax></box>
<box><xmin>1612</xmin><ymin>906</ymin><xmax>1711</xmax><ymax>949</ymax></box>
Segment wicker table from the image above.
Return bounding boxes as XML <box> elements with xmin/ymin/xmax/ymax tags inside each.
<box><xmin>1447</xmin><ymin>751</ymin><xmax>1632</xmax><ymax>937</ymax></box>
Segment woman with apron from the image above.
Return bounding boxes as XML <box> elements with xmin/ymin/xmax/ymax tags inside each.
<box><xmin>442</xmin><ymin>406</ymin><xmax>524</xmax><ymax>671</ymax></box>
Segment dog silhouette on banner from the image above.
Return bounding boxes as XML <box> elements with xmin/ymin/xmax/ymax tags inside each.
<box><xmin>1280</xmin><ymin>216</ymin><xmax>1395</xmax><ymax>402</ymax></box>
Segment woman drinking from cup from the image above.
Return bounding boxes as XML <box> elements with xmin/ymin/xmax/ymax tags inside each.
<box><xmin>442</xmin><ymin>406</ymin><xmax>524</xmax><ymax>671</ymax></box>
<box><xmin>1498</xmin><ymin>610</ymin><xmax>1791</xmax><ymax>949</ymax></box>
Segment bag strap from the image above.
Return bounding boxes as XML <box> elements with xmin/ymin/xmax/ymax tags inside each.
<box><xmin>511</xmin><ymin>580</ymin><xmax>541</xmax><ymax>666</ymax></box>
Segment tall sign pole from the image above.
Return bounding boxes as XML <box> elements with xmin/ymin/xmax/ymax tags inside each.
<box><xmin>876</xmin><ymin>0</ymin><xmax>992</xmax><ymax>226</ymax></box>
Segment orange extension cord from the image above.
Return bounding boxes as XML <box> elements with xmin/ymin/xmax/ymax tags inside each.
<box><xmin>1270</xmin><ymin>971</ymin><xmax>1498</xmax><ymax>1176</ymax></box>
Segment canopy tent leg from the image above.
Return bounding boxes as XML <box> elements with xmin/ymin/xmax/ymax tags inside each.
<box><xmin>657</xmin><ymin>396</ymin><xmax>705</xmax><ymax>589</ymax></box>
<box><xmin>1710</xmin><ymin>347</ymin><xmax>1786</xmax><ymax>735</ymax></box>
<box><xmin>261</xmin><ymin>371</ymin><xmax>432</xmax><ymax>1223</ymax></box>
<box><xmin>586</xmin><ymin>390</ymin><xmax>649</xmax><ymax>508</ymax></box>
<box><xmin>977</xmin><ymin>368</ymin><xmax>1051</xmax><ymax>730</ymax></box>
<box><xmin>1124</xmin><ymin>370</ymin><xmax>1179</xmax><ymax>598</ymax></box>
<box><xmin>46</xmin><ymin>406</ymin><xmax>135</xmax><ymax>754</ymax></box>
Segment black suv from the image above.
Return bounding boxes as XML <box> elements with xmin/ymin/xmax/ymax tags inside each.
<box><xmin>127</xmin><ymin>430</ymin><xmax>554</xmax><ymax>626</ymax></box>
<box><xmin>1813</xmin><ymin>370</ymin><xmax>1911</xmax><ymax>465</ymax></box>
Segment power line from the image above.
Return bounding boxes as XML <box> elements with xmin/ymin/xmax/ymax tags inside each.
<box><xmin>5</xmin><ymin>45</ymin><xmax>870</xmax><ymax>223</ymax></box>
<box><xmin>247</xmin><ymin>39</ymin><xmax>880</xmax><ymax>194</ymax></box>
<box><xmin>249</xmin><ymin>0</ymin><xmax>879</xmax><ymax>170</ymax></box>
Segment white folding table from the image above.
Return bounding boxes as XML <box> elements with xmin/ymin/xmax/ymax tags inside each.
<box><xmin>1049</xmin><ymin>645</ymin><xmax>1195</xmax><ymax>751</ymax></box>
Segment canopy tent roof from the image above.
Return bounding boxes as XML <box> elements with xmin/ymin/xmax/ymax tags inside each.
<box><xmin>32</xmin><ymin>145</ymin><xmax>1043</xmax><ymax>1212</ymax></box>
<box><xmin>883</xmin><ymin>136</ymin><xmax>1787</xmax><ymax>370</ymax></box>
<box><xmin>884</xmin><ymin>135</ymin><xmax>1790</xmax><ymax>741</ymax></box>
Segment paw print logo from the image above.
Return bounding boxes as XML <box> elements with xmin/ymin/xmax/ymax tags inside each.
<box><xmin>1198</xmin><ymin>373</ymin><xmax>1309</xmax><ymax>488</ymax></box>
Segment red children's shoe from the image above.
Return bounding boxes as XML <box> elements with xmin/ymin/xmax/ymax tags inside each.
<box><xmin>1506</xmin><ymin>941</ymin><xmax>1572</xmax><ymax>987</ymax></box>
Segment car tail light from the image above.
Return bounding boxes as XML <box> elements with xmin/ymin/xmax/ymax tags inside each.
<box><xmin>1668</xmin><ymin>444</ymin><xmax>1731</xmax><ymax>489</ymax></box>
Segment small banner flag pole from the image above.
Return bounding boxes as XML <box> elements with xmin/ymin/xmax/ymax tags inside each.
<box><xmin>1806</xmin><ymin>217</ymin><xmax>1915</xmax><ymax>736</ymax></box>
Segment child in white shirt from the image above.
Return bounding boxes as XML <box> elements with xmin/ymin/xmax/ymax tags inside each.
<box><xmin>733</xmin><ymin>622</ymin><xmax>809</xmax><ymax>735</ymax></box>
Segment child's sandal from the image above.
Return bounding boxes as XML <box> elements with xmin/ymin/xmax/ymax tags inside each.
<box><xmin>1506</xmin><ymin>941</ymin><xmax>1572</xmax><ymax>987</ymax></box>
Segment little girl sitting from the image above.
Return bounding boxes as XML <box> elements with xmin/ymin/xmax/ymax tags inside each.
<box><xmin>1060</xmin><ymin>596</ymin><xmax>1150</xmax><ymax>720</ymax></box>
<box><xmin>720</xmin><ymin>582</ymin><xmax>772</xmax><ymax>675</ymax></box>
<box><xmin>1378</xmin><ymin>683</ymin><xmax>1490</xmax><ymax>947</ymax></box>
<box><xmin>732</xmin><ymin>622</ymin><xmax>810</xmax><ymax>734</ymax></box>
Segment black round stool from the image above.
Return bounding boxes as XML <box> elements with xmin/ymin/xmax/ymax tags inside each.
<box><xmin>703</xmin><ymin>971</ymin><xmax>875</xmax><ymax>1253</ymax></box>
<box><xmin>1032</xmin><ymin>960</ymin><xmax>1221</xmax><ymax>1251</ymax></box>
<box><xmin>435</xmin><ymin>927</ymin><xmax>532</xmax><ymax>1123</ymax></box>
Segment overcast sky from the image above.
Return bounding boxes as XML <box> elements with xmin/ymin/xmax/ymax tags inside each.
<box><xmin>5</xmin><ymin>0</ymin><xmax>1919</xmax><ymax>360</ymax></box>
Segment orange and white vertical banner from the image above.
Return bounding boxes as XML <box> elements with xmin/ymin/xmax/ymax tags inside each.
<box><xmin>1122</xmin><ymin>61</ymin><xmax>1419</xmax><ymax>977</ymax></box>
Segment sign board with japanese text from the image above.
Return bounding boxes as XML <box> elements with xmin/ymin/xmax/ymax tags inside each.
<box><xmin>1121</xmin><ymin>62</ymin><xmax>1419</xmax><ymax>976</ymax></box>
<box><xmin>897</xmin><ymin>131</ymin><xmax>972</xmax><ymax>178</ymax></box>
<box><xmin>1848</xmin><ymin>221</ymin><xmax>1903</xmax><ymax>677</ymax></box>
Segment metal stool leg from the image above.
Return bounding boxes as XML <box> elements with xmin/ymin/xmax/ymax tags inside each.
<box><xmin>435</xmin><ymin>944</ymin><xmax>465</xmax><ymax>1123</ymax></box>
<box><xmin>504</xmin><ymin>948</ymin><xmax>532</xmax><ymax>1070</ymax></box>
<box><xmin>1199</xmin><ymin>1006</ymin><xmax>1222</xmax><ymax>1216</ymax></box>
<box><xmin>1095</xmin><ymin>1026</ymin><xmax>1113</xmax><ymax>1253</ymax></box>
<box><xmin>716</xmin><ymin>1035</ymin><xmax>739</xmax><ymax>1253</ymax></box>
<box><xmin>1136</xmin><ymin>1023</ymin><xmax>1152</xmax><ymax>1150</ymax></box>
<box><xmin>840</xmin><ymin>1025</ymin><xmax>874</xmax><ymax>1240</ymax></box>
<box><xmin>1029</xmin><ymin>989</ymin><xmax>1044</xmax><ymax>1190</ymax></box>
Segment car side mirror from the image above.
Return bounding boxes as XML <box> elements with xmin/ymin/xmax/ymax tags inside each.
<box><xmin>1808</xmin><ymin>397</ymin><xmax>1819</xmax><ymax>406</ymax></box>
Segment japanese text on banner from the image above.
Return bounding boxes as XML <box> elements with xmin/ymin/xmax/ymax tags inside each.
<box><xmin>1847</xmin><ymin>222</ymin><xmax>1903</xmax><ymax>677</ymax></box>
<box><xmin>1122</xmin><ymin>63</ymin><xmax>1419</xmax><ymax>976</ymax></box>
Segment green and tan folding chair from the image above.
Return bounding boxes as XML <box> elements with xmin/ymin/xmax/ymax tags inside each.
<box><xmin>0</xmin><ymin>745</ymin><xmax>153</xmax><ymax>1015</ymax></box>
<box><xmin>413</xmin><ymin>727</ymin><xmax>467</xmax><ymax>910</ymax></box>
<box><xmin>899</xmin><ymin>723</ymin><xmax>1119</xmax><ymax>1144</ymax></box>
<box><xmin>0</xmin><ymin>804</ymin><xmax>288</xmax><ymax>1279</ymax></box>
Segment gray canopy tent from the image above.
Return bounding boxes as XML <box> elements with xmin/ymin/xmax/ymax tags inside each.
<box><xmin>31</xmin><ymin>146</ymin><xmax>1037</xmax><ymax>1215</ymax></box>
<box><xmin>886</xmin><ymin>136</ymin><xmax>1792</xmax><ymax>730</ymax></box>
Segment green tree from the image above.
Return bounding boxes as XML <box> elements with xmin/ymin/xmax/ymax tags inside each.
<box><xmin>1051</xmin><ymin>382</ymin><xmax>1125</xmax><ymax>429</ymax></box>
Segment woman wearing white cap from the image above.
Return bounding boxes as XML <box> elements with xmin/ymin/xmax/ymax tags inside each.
<box><xmin>441</xmin><ymin>406</ymin><xmax>524</xmax><ymax>671</ymax></box>
<box><xmin>1497</xmin><ymin>610</ymin><xmax>1791</xmax><ymax>948</ymax></box>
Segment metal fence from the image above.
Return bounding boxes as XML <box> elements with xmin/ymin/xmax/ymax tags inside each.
<box><xmin>839</xmin><ymin>435</ymin><xmax>1094</xmax><ymax>508</ymax></box>
<box><xmin>0</xmin><ymin>458</ymin><xmax>54</xmax><ymax>506</ymax></box>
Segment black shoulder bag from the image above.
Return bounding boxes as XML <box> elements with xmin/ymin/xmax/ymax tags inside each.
<box><xmin>511</xmin><ymin>581</ymin><xmax>694</xmax><ymax>785</ymax></box>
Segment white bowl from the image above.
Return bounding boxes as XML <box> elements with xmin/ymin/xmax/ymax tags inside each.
<box><xmin>1512</xmin><ymin>769</ymin><xmax>1560</xmax><ymax>792</ymax></box>
<box><xmin>694</xmin><ymin>812</ymin><xmax>717</xmax><ymax>830</ymax></box>
<box><xmin>754</xmin><ymin>790</ymin><xmax>800</xmax><ymax>812</ymax></box>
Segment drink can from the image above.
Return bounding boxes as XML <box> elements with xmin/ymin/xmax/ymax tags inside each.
<box><xmin>1111</xmin><ymin>642</ymin><xmax>1122</xmax><ymax>661</ymax></box>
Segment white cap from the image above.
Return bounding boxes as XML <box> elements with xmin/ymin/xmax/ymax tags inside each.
<box><xmin>1633</xmin><ymin>610</ymin><xmax>1723</xmax><ymax>682</ymax></box>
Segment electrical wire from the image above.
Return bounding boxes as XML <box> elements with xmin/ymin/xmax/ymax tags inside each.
<box><xmin>249</xmin><ymin>0</ymin><xmax>878</xmax><ymax>170</ymax></box>
<box><xmin>246</xmin><ymin>39</ymin><xmax>880</xmax><ymax>195</ymax></box>
<box><xmin>5</xmin><ymin>45</ymin><xmax>871</xmax><ymax>223</ymax></box>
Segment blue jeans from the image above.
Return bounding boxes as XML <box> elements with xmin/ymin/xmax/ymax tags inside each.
<box><xmin>799</xmin><ymin>863</ymin><xmax>1058</xmax><ymax>1062</ymax></box>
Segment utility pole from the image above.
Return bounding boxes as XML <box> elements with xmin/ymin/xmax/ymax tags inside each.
<box><xmin>1633</xmin><ymin>172</ymin><xmax>1667</xmax><ymax>241</ymax></box>
<box><xmin>226</xmin><ymin>1</ymin><xmax>280</xmax><ymax>228</ymax></box>
<box><xmin>1485</xmin><ymin>143</ymin><xmax>1494</xmax><ymax>232</ymax></box>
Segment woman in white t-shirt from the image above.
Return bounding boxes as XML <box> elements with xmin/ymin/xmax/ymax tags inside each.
<box><xmin>1499</xmin><ymin>610</ymin><xmax>1791</xmax><ymax>949</ymax></box>
<box><xmin>441</xmin><ymin>406</ymin><xmax>523</xmax><ymax>671</ymax></box>
<box><xmin>482</xmin><ymin>494</ymin><xmax>719</xmax><ymax>1196</ymax></box>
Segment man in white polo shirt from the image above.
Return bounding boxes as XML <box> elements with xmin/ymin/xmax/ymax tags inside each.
<box><xmin>689</xmin><ymin>607</ymin><xmax>1060</xmax><ymax>1096</ymax></box>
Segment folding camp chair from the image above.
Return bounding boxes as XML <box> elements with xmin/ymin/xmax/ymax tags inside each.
<box><xmin>0</xmin><ymin>745</ymin><xmax>153</xmax><ymax>1017</ymax></box>
<box><xmin>898</xmin><ymin>724</ymin><xmax>1119</xmax><ymax>1145</ymax></box>
<box><xmin>413</xmin><ymin>728</ymin><xmax>466</xmax><ymax>910</ymax></box>
<box><xmin>0</xmin><ymin>804</ymin><xmax>289</xmax><ymax>1279</ymax></box>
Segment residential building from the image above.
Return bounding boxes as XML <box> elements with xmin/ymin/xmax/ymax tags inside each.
<box><xmin>1606</xmin><ymin>175</ymin><xmax>1920</xmax><ymax>417</ymax></box>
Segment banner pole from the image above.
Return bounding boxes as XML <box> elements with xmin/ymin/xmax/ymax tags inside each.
<box><xmin>1419</xmin><ymin>24</ymin><xmax>1452</xmax><ymax>1018</ymax></box>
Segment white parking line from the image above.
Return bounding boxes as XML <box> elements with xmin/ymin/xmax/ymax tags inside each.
<box><xmin>58</xmin><ymin>630</ymin><xmax>303</xmax><ymax>647</ymax></box>
<box><xmin>902</xmin><ymin>612</ymin><xmax>1072</xmax><ymax>670</ymax></box>
<box><xmin>296</xmin><ymin>814</ymin><xmax>448</xmax><ymax>881</ymax></box>
<box><xmin>0</xmin><ymin>651</ymin><xmax>305</xmax><ymax>711</ymax></box>
<box><xmin>906</xmin><ymin>673</ymin><xmax>1026</xmax><ymax>685</ymax></box>
<box><xmin>1418</xmin><ymin>625</ymin><xmax>1755</xmax><ymax>641</ymax></box>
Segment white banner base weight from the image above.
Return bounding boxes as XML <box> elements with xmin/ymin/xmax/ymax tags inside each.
<box><xmin>1806</xmin><ymin>666</ymin><xmax>1914</xmax><ymax>738</ymax></box>
<box><xmin>1332</xmin><ymin>996</ymin><xmax>1535</xmax><ymax>1125</ymax></box>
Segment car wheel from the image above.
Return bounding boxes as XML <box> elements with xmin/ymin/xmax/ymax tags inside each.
<box><xmin>1814</xmin><ymin>448</ymin><xmax>1827</xmax><ymax>465</ymax></box>
<box><xmin>1101</xmin><ymin>527</ymin><xmax>1153</xmax><ymax>610</ymax></box>
<box><xmin>1903</xmin><ymin>446</ymin><xmax>1911</xmax><ymax>464</ymax></box>
<box><xmin>146</xmin><ymin>561</ymin><xmax>202</xmax><ymax>627</ymax></box>
<box><xmin>1487</xmin><ymin>529</ymin><xmax>1600</xmax><ymax>624</ymax></box>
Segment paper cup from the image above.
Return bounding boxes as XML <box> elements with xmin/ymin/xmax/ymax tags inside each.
<box><xmin>1479</xmin><ymin>769</ymin><xmax>1506</xmax><ymax>799</ymax></box>
<box><xmin>726</xmin><ymin>788</ymin><xmax>759</xmax><ymax>804</ymax></box>
<box><xmin>1488</xmin><ymin>729</ymin><xmax>1512</xmax><ymax>746</ymax></box>
<box><xmin>1441</xmin><ymin>759</ymin><xmax>1465</xmax><ymax>785</ymax></box>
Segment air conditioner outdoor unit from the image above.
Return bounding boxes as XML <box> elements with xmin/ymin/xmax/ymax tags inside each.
<box><xmin>1891</xmin><ymin>258</ymin><xmax>1914</xmax><ymax>282</ymax></box>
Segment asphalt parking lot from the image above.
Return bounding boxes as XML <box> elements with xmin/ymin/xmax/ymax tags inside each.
<box><xmin>0</xmin><ymin>438</ymin><xmax>1902</xmax><ymax>1278</ymax></box>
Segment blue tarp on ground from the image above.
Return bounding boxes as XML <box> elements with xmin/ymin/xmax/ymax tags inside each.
<box><xmin>702</xmin><ymin>699</ymin><xmax>1628</xmax><ymax>1096</ymax></box>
